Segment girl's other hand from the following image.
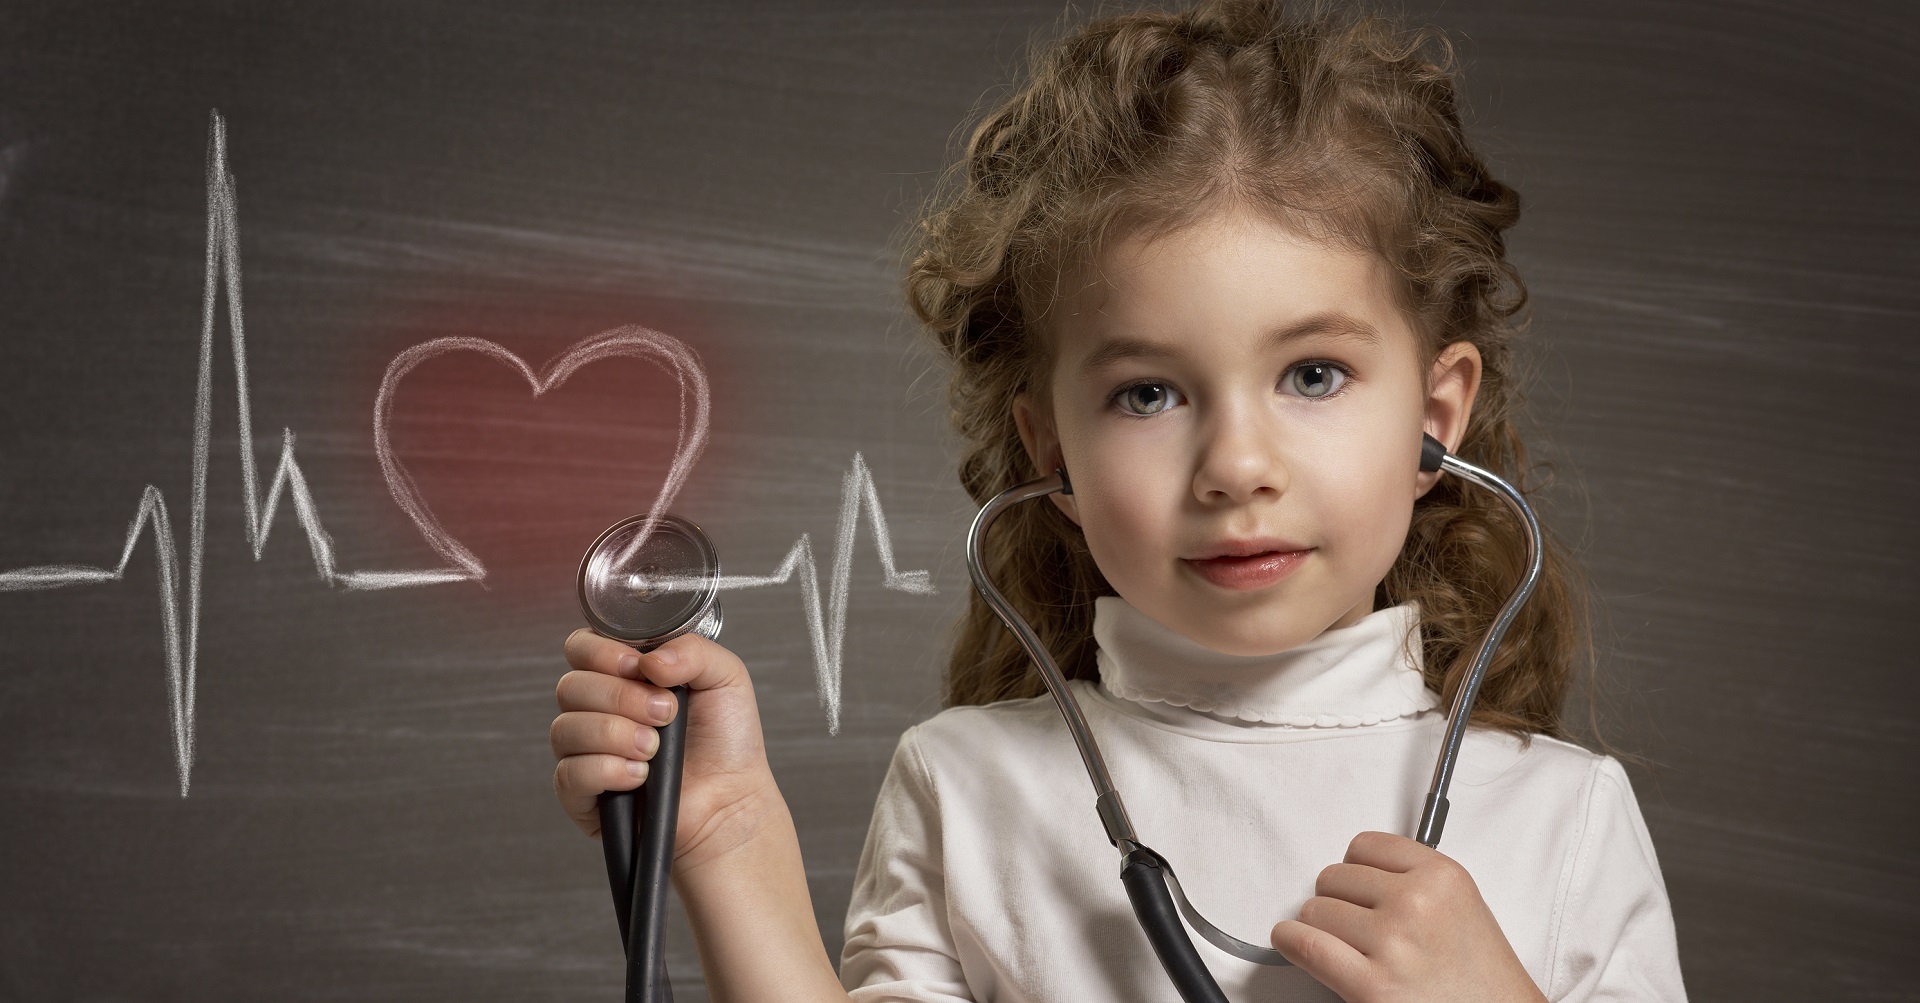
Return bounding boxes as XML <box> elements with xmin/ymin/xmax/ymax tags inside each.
<box><xmin>551</xmin><ymin>629</ymin><xmax>784</xmax><ymax>874</ymax></box>
<box><xmin>1270</xmin><ymin>831</ymin><xmax>1546</xmax><ymax>1003</ymax></box>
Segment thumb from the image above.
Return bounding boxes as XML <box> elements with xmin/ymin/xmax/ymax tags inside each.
<box><xmin>1272</xmin><ymin>919</ymin><xmax>1370</xmax><ymax>999</ymax></box>
<box><xmin>634</xmin><ymin>632</ymin><xmax>751</xmax><ymax>696</ymax></box>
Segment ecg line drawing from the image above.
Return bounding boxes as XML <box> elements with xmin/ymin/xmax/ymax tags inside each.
<box><xmin>641</xmin><ymin>453</ymin><xmax>937</xmax><ymax>735</ymax></box>
<box><xmin>0</xmin><ymin>111</ymin><xmax>328</xmax><ymax>797</ymax></box>
<box><xmin>0</xmin><ymin>110</ymin><xmax>936</xmax><ymax>793</ymax></box>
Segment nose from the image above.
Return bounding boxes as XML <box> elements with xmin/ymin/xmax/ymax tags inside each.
<box><xmin>1190</xmin><ymin>400</ymin><xmax>1288</xmax><ymax>504</ymax></box>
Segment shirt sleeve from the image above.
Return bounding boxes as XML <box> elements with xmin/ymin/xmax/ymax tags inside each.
<box><xmin>839</xmin><ymin>726</ymin><xmax>975</xmax><ymax>1002</ymax></box>
<box><xmin>1548</xmin><ymin>756</ymin><xmax>1689</xmax><ymax>1001</ymax></box>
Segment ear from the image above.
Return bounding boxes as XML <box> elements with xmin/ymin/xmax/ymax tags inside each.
<box><xmin>1415</xmin><ymin>341</ymin><xmax>1482</xmax><ymax>500</ymax></box>
<box><xmin>1012</xmin><ymin>393</ymin><xmax>1080</xmax><ymax>525</ymax></box>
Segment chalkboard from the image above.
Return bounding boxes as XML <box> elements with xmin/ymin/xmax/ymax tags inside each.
<box><xmin>0</xmin><ymin>2</ymin><xmax>1912</xmax><ymax>1001</ymax></box>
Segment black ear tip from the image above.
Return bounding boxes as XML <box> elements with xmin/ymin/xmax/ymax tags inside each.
<box><xmin>1419</xmin><ymin>434</ymin><xmax>1447</xmax><ymax>473</ymax></box>
<box><xmin>1056</xmin><ymin>466</ymin><xmax>1074</xmax><ymax>496</ymax></box>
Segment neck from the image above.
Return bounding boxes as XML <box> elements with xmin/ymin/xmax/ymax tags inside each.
<box><xmin>1092</xmin><ymin>596</ymin><xmax>1439</xmax><ymax>730</ymax></box>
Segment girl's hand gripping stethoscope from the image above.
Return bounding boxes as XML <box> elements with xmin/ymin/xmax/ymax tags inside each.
<box><xmin>555</xmin><ymin>515</ymin><xmax>783</xmax><ymax>1003</ymax></box>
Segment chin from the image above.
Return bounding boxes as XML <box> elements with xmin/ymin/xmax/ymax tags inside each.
<box><xmin>1165</xmin><ymin>603</ymin><xmax>1326</xmax><ymax>657</ymax></box>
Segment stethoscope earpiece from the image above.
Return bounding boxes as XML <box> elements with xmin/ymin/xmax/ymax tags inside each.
<box><xmin>1419</xmin><ymin>432</ymin><xmax>1448</xmax><ymax>473</ymax></box>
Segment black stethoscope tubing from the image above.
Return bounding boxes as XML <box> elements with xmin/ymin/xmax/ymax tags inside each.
<box><xmin>598</xmin><ymin>680</ymin><xmax>688</xmax><ymax>1003</ymax></box>
<box><xmin>962</xmin><ymin>433</ymin><xmax>1544</xmax><ymax>1003</ymax></box>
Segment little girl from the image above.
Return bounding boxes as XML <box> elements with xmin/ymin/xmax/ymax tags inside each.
<box><xmin>550</xmin><ymin>1</ymin><xmax>1685</xmax><ymax>999</ymax></box>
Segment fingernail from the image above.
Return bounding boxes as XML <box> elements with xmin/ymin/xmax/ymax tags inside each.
<box><xmin>634</xmin><ymin>726</ymin><xmax>655</xmax><ymax>755</ymax></box>
<box><xmin>627</xmin><ymin>760</ymin><xmax>647</xmax><ymax>780</ymax></box>
<box><xmin>617</xmin><ymin>651</ymin><xmax>640</xmax><ymax>674</ymax></box>
<box><xmin>648</xmin><ymin>693</ymin><xmax>674</xmax><ymax>721</ymax></box>
<box><xmin>651</xmin><ymin>647</ymin><xmax>678</xmax><ymax>667</ymax></box>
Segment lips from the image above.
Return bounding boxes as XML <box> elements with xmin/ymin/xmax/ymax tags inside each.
<box><xmin>1182</xmin><ymin>540</ymin><xmax>1313</xmax><ymax>591</ymax></box>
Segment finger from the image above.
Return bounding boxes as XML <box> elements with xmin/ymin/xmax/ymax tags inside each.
<box><xmin>564</xmin><ymin>628</ymin><xmax>645</xmax><ymax>679</ymax></box>
<box><xmin>629</xmin><ymin>633</ymin><xmax>751</xmax><ymax>696</ymax></box>
<box><xmin>555</xmin><ymin>669</ymin><xmax>682</xmax><ymax>726</ymax></box>
<box><xmin>1315</xmin><ymin>861</ymin><xmax>1394</xmax><ymax>909</ymax></box>
<box><xmin>1271</xmin><ymin>918</ymin><xmax>1373</xmax><ymax>998</ymax></box>
<box><xmin>553</xmin><ymin>753</ymin><xmax>649</xmax><ymax>835</ymax></box>
<box><xmin>549</xmin><ymin>710</ymin><xmax>661</xmax><ymax>761</ymax></box>
<box><xmin>1344</xmin><ymin>830</ymin><xmax>1436</xmax><ymax>873</ymax></box>
<box><xmin>1295</xmin><ymin>895</ymin><xmax>1383</xmax><ymax>957</ymax></box>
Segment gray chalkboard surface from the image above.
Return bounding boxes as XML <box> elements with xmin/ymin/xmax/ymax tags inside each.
<box><xmin>1</xmin><ymin>2</ymin><xmax>1913</xmax><ymax>1000</ymax></box>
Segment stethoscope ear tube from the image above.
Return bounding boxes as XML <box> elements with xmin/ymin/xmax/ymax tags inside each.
<box><xmin>1411</xmin><ymin>433</ymin><xmax>1543</xmax><ymax>849</ymax></box>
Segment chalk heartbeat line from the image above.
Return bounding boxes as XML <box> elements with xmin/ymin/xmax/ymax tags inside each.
<box><xmin>635</xmin><ymin>455</ymin><xmax>934</xmax><ymax>736</ymax></box>
<box><xmin>0</xmin><ymin>111</ymin><xmax>933</xmax><ymax>795</ymax></box>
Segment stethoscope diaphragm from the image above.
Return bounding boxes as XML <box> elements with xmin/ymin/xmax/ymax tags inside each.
<box><xmin>579</xmin><ymin>514</ymin><xmax>723</xmax><ymax>647</ymax></box>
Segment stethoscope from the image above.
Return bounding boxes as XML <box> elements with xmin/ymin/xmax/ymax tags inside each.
<box><xmin>573</xmin><ymin>432</ymin><xmax>1541</xmax><ymax>1003</ymax></box>
<box><xmin>577</xmin><ymin>513</ymin><xmax>725</xmax><ymax>1003</ymax></box>
<box><xmin>962</xmin><ymin>432</ymin><xmax>1543</xmax><ymax>1003</ymax></box>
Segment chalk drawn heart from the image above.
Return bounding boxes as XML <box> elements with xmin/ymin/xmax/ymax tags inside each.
<box><xmin>344</xmin><ymin>325</ymin><xmax>707</xmax><ymax>590</ymax></box>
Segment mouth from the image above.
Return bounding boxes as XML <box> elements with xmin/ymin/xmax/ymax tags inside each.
<box><xmin>1182</xmin><ymin>540</ymin><xmax>1313</xmax><ymax>591</ymax></box>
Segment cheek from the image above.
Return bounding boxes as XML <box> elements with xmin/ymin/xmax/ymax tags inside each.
<box><xmin>1315</xmin><ymin>446</ymin><xmax>1417</xmax><ymax>572</ymax></box>
<box><xmin>1072</xmin><ymin>477</ymin><xmax>1168</xmax><ymax>572</ymax></box>
<box><xmin>1062</xmin><ymin>432</ymin><xmax>1183</xmax><ymax>579</ymax></box>
<box><xmin>1294</xmin><ymin>378</ymin><xmax>1425</xmax><ymax>537</ymax></box>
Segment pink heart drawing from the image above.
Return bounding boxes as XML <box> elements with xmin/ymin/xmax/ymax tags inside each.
<box><xmin>342</xmin><ymin>325</ymin><xmax>707</xmax><ymax>590</ymax></box>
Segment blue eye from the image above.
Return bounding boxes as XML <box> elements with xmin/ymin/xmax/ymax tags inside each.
<box><xmin>1113</xmin><ymin>381</ymin><xmax>1183</xmax><ymax>416</ymax></box>
<box><xmin>1284</xmin><ymin>362</ymin><xmax>1347</xmax><ymax>399</ymax></box>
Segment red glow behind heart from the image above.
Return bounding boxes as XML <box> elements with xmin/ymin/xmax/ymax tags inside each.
<box><xmin>367</xmin><ymin>286</ymin><xmax>738</xmax><ymax>603</ymax></box>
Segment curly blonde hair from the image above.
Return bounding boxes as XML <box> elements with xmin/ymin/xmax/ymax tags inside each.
<box><xmin>909</xmin><ymin>0</ymin><xmax>1587</xmax><ymax>737</ymax></box>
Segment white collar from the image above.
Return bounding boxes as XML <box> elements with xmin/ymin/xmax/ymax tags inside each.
<box><xmin>1092</xmin><ymin>596</ymin><xmax>1440</xmax><ymax>729</ymax></box>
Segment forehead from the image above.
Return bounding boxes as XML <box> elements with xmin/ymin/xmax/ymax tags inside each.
<box><xmin>1047</xmin><ymin>210</ymin><xmax>1420</xmax><ymax>368</ymax></box>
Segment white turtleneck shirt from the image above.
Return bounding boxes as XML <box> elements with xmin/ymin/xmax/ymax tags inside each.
<box><xmin>839</xmin><ymin>598</ymin><xmax>1686</xmax><ymax>1002</ymax></box>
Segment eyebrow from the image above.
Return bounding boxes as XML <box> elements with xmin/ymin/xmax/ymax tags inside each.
<box><xmin>1077</xmin><ymin>311</ymin><xmax>1383</xmax><ymax>376</ymax></box>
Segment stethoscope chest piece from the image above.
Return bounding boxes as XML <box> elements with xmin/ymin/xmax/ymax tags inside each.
<box><xmin>579</xmin><ymin>514</ymin><xmax>723</xmax><ymax>646</ymax></box>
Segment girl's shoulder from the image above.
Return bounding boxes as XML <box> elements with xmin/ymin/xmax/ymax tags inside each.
<box><xmin>901</xmin><ymin>690</ymin><xmax>1072</xmax><ymax>760</ymax></box>
<box><xmin>1452</xmin><ymin>729</ymin><xmax>1663</xmax><ymax>871</ymax></box>
<box><xmin>889</xmin><ymin>687</ymin><xmax>1109</xmax><ymax>799</ymax></box>
<box><xmin>1455</xmin><ymin>727</ymin><xmax>1632</xmax><ymax>790</ymax></box>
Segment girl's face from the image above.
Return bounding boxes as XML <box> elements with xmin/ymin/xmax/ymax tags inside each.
<box><xmin>1015</xmin><ymin>209</ymin><xmax>1481</xmax><ymax>656</ymax></box>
